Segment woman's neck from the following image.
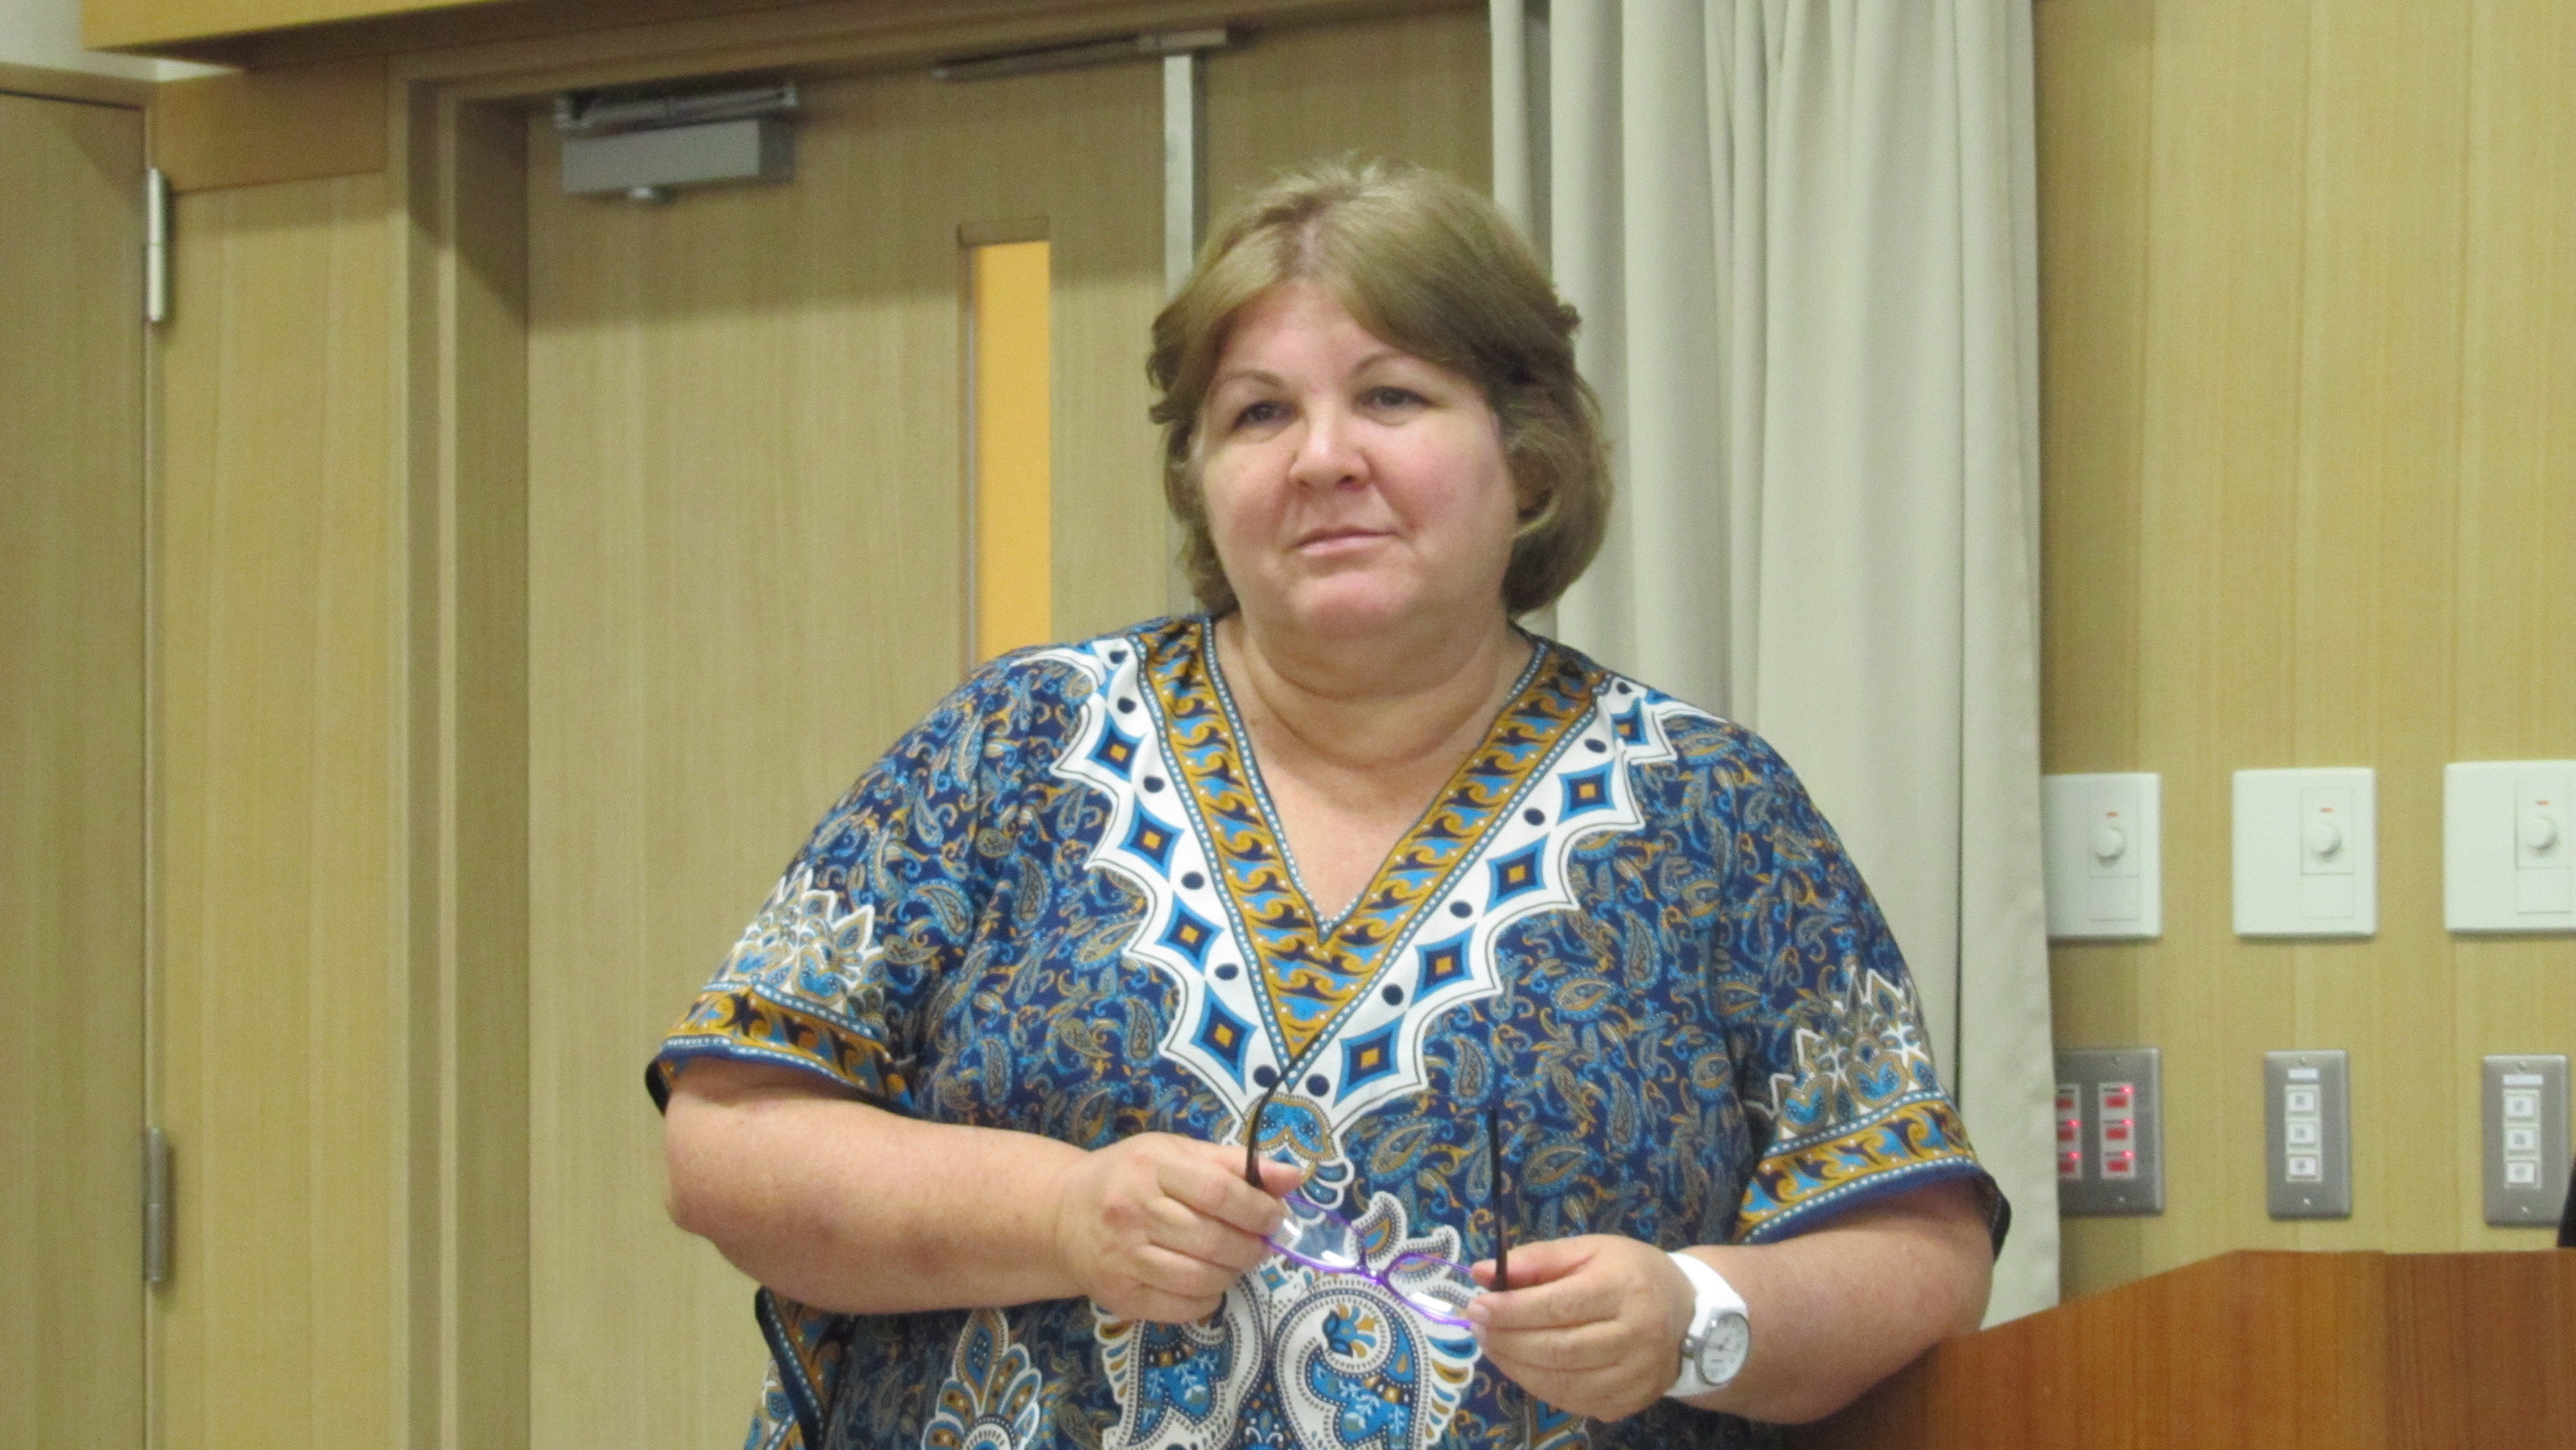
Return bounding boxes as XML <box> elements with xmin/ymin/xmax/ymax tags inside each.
<box><xmin>1212</xmin><ymin>608</ymin><xmax>1533</xmax><ymax>781</ymax></box>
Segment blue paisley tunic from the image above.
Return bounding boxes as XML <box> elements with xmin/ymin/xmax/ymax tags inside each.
<box><xmin>649</xmin><ymin>616</ymin><xmax>1996</xmax><ymax>1450</ymax></box>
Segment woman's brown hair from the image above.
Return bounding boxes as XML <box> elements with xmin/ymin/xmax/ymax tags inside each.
<box><xmin>1147</xmin><ymin>156</ymin><xmax>1609</xmax><ymax>618</ymax></box>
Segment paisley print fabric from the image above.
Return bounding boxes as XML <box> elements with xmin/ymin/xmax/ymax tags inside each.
<box><xmin>650</xmin><ymin>617</ymin><xmax>1996</xmax><ymax>1450</ymax></box>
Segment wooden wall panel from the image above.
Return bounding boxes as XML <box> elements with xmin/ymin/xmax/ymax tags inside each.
<box><xmin>2035</xmin><ymin>0</ymin><xmax>2154</xmax><ymax>1290</ymax></box>
<box><xmin>2119</xmin><ymin>0</ymin><xmax>2312</xmax><ymax>1282</ymax></box>
<box><xmin>2135</xmin><ymin>0</ymin><xmax>2315</xmax><ymax>1278</ymax></box>
<box><xmin>2450</xmin><ymin>0</ymin><xmax>2576</xmax><ymax>1231</ymax></box>
<box><xmin>425</xmin><ymin>94</ymin><xmax>538</xmax><ymax>1450</ymax></box>
<box><xmin>1021</xmin><ymin>57</ymin><xmax>1163</xmax><ymax>645</ymax></box>
<box><xmin>2289</xmin><ymin>0</ymin><xmax>2472</xmax><ymax>1255</ymax></box>
<box><xmin>0</xmin><ymin>91</ymin><xmax>146</xmax><ymax>1450</ymax></box>
<box><xmin>2040</xmin><ymin>0</ymin><xmax>2576</xmax><ymax>1299</ymax></box>
<box><xmin>1205</xmin><ymin>5</ymin><xmax>1491</xmax><ymax>205</ymax></box>
<box><xmin>153</xmin><ymin>173</ymin><xmax>399</xmax><ymax>1448</ymax></box>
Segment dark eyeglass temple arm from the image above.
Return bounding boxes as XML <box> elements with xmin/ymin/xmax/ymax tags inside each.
<box><xmin>1243</xmin><ymin>1083</ymin><xmax>1278</xmax><ymax>1189</ymax></box>
<box><xmin>1488</xmin><ymin>1101</ymin><xmax>1509</xmax><ymax>1292</ymax></box>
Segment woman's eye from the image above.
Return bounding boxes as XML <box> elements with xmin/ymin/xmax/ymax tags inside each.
<box><xmin>1363</xmin><ymin>386</ymin><xmax>1424</xmax><ymax>410</ymax></box>
<box><xmin>1231</xmin><ymin>399</ymin><xmax>1287</xmax><ymax>429</ymax></box>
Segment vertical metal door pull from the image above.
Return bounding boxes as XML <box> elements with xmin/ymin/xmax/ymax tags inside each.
<box><xmin>143</xmin><ymin>1126</ymin><xmax>172</xmax><ymax>1286</ymax></box>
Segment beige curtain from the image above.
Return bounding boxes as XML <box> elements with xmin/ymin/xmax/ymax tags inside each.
<box><xmin>1497</xmin><ymin>0</ymin><xmax>2058</xmax><ymax>1324</ymax></box>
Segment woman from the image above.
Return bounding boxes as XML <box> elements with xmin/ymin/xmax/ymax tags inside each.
<box><xmin>656</xmin><ymin>157</ymin><xmax>1999</xmax><ymax>1450</ymax></box>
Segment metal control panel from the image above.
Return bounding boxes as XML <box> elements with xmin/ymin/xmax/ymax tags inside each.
<box><xmin>2484</xmin><ymin>1055</ymin><xmax>2571</xmax><ymax>1227</ymax></box>
<box><xmin>2265</xmin><ymin>1050</ymin><xmax>2352</xmax><ymax>1219</ymax></box>
<box><xmin>2055</xmin><ymin>1048</ymin><xmax>2163</xmax><ymax>1216</ymax></box>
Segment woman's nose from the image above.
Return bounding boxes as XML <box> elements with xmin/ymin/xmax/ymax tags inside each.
<box><xmin>1288</xmin><ymin>403</ymin><xmax>1364</xmax><ymax>489</ymax></box>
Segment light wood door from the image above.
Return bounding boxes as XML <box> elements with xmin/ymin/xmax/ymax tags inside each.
<box><xmin>522</xmin><ymin>57</ymin><xmax>1165</xmax><ymax>1445</ymax></box>
<box><xmin>0</xmin><ymin>89</ymin><xmax>147</xmax><ymax>1449</ymax></box>
<box><xmin>151</xmin><ymin>172</ymin><xmax>401</xmax><ymax>1448</ymax></box>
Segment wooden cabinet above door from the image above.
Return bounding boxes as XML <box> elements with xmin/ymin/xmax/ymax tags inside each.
<box><xmin>84</xmin><ymin>0</ymin><xmax>1470</xmax><ymax>76</ymax></box>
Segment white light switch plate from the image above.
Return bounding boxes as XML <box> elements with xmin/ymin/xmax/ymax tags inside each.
<box><xmin>2043</xmin><ymin>774</ymin><xmax>2162</xmax><ymax>940</ymax></box>
<box><xmin>2234</xmin><ymin>768</ymin><xmax>2376</xmax><ymax>938</ymax></box>
<box><xmin>2446</xmin><ymin>761</ymin><xmax>2576</xmax><ymax>933</ymax></box>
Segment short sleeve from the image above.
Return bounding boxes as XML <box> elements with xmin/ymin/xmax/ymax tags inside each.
<box><xmin>1705</xmin><ymin>727</ymin><xmax>1999</xmax><ymax>1245</ymax></box>
<box><xmin>646</xmin><ymin>667</ymin><xmax>1028</xmax><ymax>1114</ymax></box>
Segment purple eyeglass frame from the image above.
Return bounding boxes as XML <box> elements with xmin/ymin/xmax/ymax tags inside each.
<box><xmin>1239</xmin><ymin>1085</ymin><xmax>1510</xmax><ymax>1324</ymax></box>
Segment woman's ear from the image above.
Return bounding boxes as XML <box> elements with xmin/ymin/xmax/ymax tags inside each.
<box><xmin>1510</xmin><ymin>463</ymin><xmax>1552</xmax><ymax>529</ymax></box>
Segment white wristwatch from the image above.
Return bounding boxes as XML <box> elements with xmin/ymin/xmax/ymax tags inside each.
<box><xmin>1666</xmin><ymin>1251</ymin><xmax>1751</xmax><ymax>1399</ymax></box>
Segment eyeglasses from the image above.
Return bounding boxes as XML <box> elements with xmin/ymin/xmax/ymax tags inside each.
<box><xmin>1240</xmin><ymin>1086</ymin><xmax>1510</xmax><ymax>1327</ymax></box>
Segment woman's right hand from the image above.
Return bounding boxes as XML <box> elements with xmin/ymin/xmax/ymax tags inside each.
<box><xmin>1050</xmin><ymin>1134</ymin><xmax>1303</xmax><ymax>1322</ymax></box>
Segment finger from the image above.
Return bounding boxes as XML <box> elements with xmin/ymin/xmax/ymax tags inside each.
<box><xmin>1252</xmin><ymin>1155</ymin><xmax>1306</xmax><ymax>1200</ymax></box>
<box><xmin>1128</xmin><ymin>1241</ymin><xmax>1255</xmax><ymax>1303</ymax></box>
<box><xmin>1471</xmin><ymin>1236</ymin><xmax>1688</xmax><ymax>1335</ymax></box>
<box><xmin>1138</xmin><ymin>1202</ymin><xmax>1275</xmax><ymax>1276</ymax></box>
<box><xmin>1100</xmin><ymin>1279</ymin><xmax>1228</xmax><ymax>1326</ymax></box>
<box><xmin>1480</xmin><ymin>1361</ymin><xmax>1661</xmax><ymax>1427</ymax></box>
<box><xmin>1470</xmin><ymin>1234</ymin><xmax>1594</xmax><ymax>1287</ymax></box>
<box><xmin>1477</xmin><ymin>1318</ymin><xmax>1636</xmax><ymax>1375</ymax></box>
<box><xmin>1136</xmin><ymin>1162</ymin><xmax>1281</xmax><ymax>1259</ymax></box>
<box><xmin>1467</xmin><ymin>1271</ymin><xmax>1626</xmax><ymax>1334</ymax></box>
<box><xmin>1158</xmin><ymin>1149</ymin><xmax>1295</xmax><ymax>1238</ymax></box>
<box><xmin>1479</xmin><ymin>1331</ymin><xmax>1675</xmax><ymax>1424</ymax></box>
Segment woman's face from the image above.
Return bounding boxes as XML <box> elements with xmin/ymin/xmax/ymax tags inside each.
<box><xmin>1196</xmin><ymin>281</ymin><xmax>1521</xmax><ymax>645</ymax></box>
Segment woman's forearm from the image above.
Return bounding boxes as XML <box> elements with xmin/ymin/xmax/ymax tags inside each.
<box><xmin>1465</xmin><ymin>1177</ymin><xmax>1992</xmax><ymax>1424</ymax></box>
<box><xmin>662</xmin><ymin>1058</ymin><xmax>1089</xmax><ymax>1313</ymax></box>
<box><xmin>1685</xmin><ymin>1178</ymin><xmax>1993</xmax><ymax>1423</ymax></box>
<box><xmin>663</xmin><ymin>1055</ymin><xmax>1298</xmax><ymax>1321</ymax></box>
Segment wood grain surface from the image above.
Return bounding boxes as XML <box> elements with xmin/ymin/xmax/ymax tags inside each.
<box><xmin>420</xmin><ymin>93</ymin><xmax>538</xmax><ymax>1450</ymax></box>
<box><xmin>153</xmin><ymin>172</ymin><xmax>400</xmax><ymax>1449</ymax></box>
<box><xmin>0</xmin><ymin>89</ymin><xmax>147</xmax><ymax>1450</ymax></box>
<box><xmin>98</xmin><ymin>0</ymin><xmax>1472</xmax><ymax>82</ymax></box>
<box><xmin>1796</xmin><ymin>1250</ymin><xmax>2575</xmax><ymax>1449</ymax></box>
<box><xmin>152</xmin><ymin>58</ymin><xmax>389</xmax><ymax>194</ymax></box>
<box><xmin>1203</xmin><ymin>4</ymin><xmax>1491</xmax><ymax>202</ymax></box>
<box><xmin>0</xmin><ymin>58</ymin><xmax>153</xmax><ymax>107</ymax></box>
<box><xmin>2039</xmin><ymin>0</ymin><xmax>2576</xmax><ymax>1297</ymax></box>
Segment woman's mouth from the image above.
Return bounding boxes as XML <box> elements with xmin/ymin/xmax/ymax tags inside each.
<box><xmin>1294</xmin><ymin>527</ymin><xmax>1386</xmax><ymax>552</ymax></box>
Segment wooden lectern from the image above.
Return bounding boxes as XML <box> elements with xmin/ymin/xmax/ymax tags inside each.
<box><xmin>1791</xmin><ymin>1250</ymin><xmax>2575</xmax><ymax>1449</ymax></box>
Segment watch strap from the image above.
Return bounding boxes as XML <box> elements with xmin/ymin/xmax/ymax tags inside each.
<box><xmin>1666</xmin><ymin>1250</ymin><xmax>1750</xmax><ymax>1399</ymax></box>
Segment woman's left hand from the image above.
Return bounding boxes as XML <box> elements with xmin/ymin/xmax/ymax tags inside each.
<box><xmin>1464</xmin><ymin>1235</ymin><xmax>1693</xmax><ymax>1423</ymax></box>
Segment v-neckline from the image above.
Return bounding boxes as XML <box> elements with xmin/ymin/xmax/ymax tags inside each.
<box><xmin>1137</xmin><ymin>616</ymin><xmax>1594</xmax><ymax>1071</ymax></box>
<box><xmin>1200</xmin><ymin>619</ymin><xmax>1550</xmax><ymax>935</ymax></box>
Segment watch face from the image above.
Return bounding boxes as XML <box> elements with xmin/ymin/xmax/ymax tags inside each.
<box><xmin>1696</xmin><ymin>1311</ymin><xmax>1751</xmax><ymax>1382</ymax></box>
